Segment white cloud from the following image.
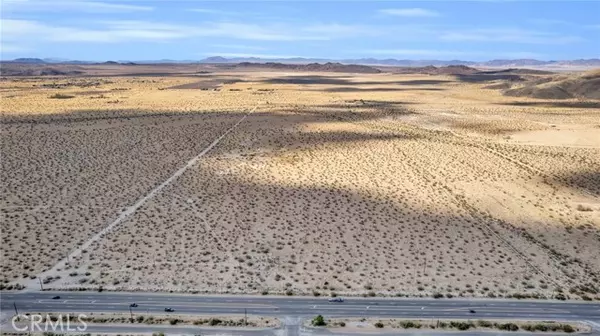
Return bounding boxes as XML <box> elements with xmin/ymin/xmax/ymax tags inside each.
<box><xmin>365</xmin><ymin>49</ymin><xmax>471</xmax><ymax>57</ymax></box>
<box><xmin>0</xmin><ymin>42</ymin><xmax>30</xmax><ymax>53</ymax></box>
<box><xmin>210</xmin><ymin>44</ymin><xmax>266</xmax><ymax>51</ymax></box>
<box><xmin>528</xmin><ymin>18</ymin><xmax>571</xmax><ymax>26</ymax></box>
<box><xmin>0</xmin><ymin>19</ymin><xmax>332</xmax><ymax>44</ymax></box>
<box><xmin>302</xmin><ymin>23</ymin><xmax>381</xmax><ymax>38</ymax></box>
<box><xmin>207</xmin><ymin>22</ymin><xmax>327</xmax><ymax>41</ymax></box>
<box><xmin>187</xmin><ymin>8</ymin><xmax>237</xmax><ymax>15</ymax></box>
<box><xmin>2</xmin><ymin>0</ymin><xmax>153</xmax><ymax>12</ymax></box>
<box><xmin>440</xmin><ymin>28</ymin><xmax>584</xmax><ymax>44</ymax></box>
<box><xmin>202</xmin><ymin>52</ymin><xmax>308</xmax><ymax>59</ymax></box>
<box><xmin>1</xmin><ymin>19</ymin><xmax>187</xmax><ymax>43</ymax></box>
<box><xmin>362</xmin><ymin>49</ymin><xmax>544</xmax><ymax>59</ymax></box>
<box><xmin>379</xmin><ymin>8</ymin><xmax>440</xmax><ymax>17</ymax></box>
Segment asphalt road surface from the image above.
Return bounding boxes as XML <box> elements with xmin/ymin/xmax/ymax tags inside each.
<box><xmin>1</xmin><ymin>291</ymin><xmax>599</xmax><ymax>335</ymax></box>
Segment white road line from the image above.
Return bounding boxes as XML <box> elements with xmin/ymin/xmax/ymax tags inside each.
<box><xmin>35</xmin><ymin>105</ymin><xmax>258</xmax><ymax>281</ymax></box>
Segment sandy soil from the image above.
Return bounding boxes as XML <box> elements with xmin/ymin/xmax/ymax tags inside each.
<box><xmin>1</xmin><ymin>70</ymin><xmax>598</xmax><ymax>298</ymax></box>
<box><xmin>319</xmin><ymin>317</ymin><xmax>590</xmax><ymax>333</ymax></box>
<box><xmin>25</xmin><ymin>312</ymin><xmax>279</xmax><ymax>328</ymax></box>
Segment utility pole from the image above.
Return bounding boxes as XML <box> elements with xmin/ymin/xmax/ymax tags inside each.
<box><xmin>38</xmin><ymin>278</ymin><xmax>44</xmax><ymax>291</ymax></box>
<box><xmin>13</xmin><ymin>302</ymin><xmax>18</xmax><ymax>316</ymax></box>
<box><xmin>129</xmin><ymin>306</ymin><xmax>133</xmax><ymax>321</ymax></box>
<box><xmin>244</xmin><ymin>308</ymin><xmax>247</xmax><ymax>326</ymax></box>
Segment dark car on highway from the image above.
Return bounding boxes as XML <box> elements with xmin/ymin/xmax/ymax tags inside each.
<box><xmin>328</xmin><ymin>297</ymin><xmax>344</xmax><ymax>303</ymax></box>
<box><xmin>52</xmin><ymin>296</ymin><xmax>61</xmax><ymax>300</ymax></box>
<box><xmin>164</xmin><ymin>308</ymin><xmax>174</xmax><ymax>312</ymax></box>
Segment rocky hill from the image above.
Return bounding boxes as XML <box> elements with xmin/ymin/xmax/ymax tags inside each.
<box><xmin>503</xmin><ymin>69</ymin><xmax>600</xmax><ymax>100</ymax></box>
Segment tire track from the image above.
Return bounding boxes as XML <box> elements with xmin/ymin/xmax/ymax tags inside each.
<box><xmin>30</xmin><ymin>105</ymin><xmax>259</xmax><ymax>288</ymax></box>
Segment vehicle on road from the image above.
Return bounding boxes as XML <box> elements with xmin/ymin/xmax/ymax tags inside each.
<box><xmin>164</xmin><ymin>307</ymin><xmax>174</xmax><ymax>312</ymax></box>
<box><xmin>469</xmin><ymin>309</ymin><xmax>476</xmax><ymax>313</ymax></box>
<box><xmin>328</xmin><ymin>297</ymin><xmax>344</xmax><ymax>302</ymax></box>
<box><xmin>52</xmin><ymin>296</ymin><xmax>60</xmax><ymax>300</ymax></box>
<box><xmin>130</xmin><ymin>303</ymin><xmax>138</xmax><ymax>307</ymax></box>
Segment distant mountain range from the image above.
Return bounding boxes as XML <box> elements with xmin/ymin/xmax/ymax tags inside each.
<box><xmin>6</xmin><ymin>57</ymin><xmax>600</xmax><ymax>67</ymax></box>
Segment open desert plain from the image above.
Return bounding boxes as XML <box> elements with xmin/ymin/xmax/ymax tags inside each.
<box><xmin>1</xmin><ymin>63</ymin><xmax>599</xmax><ymax>300</ymax></box>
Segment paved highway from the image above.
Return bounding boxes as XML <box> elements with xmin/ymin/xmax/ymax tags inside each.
<box><xmin>1</xmin><ymin>291</ymin><xmax>599</xmax><ymax>334</ymax></box>
<box><xmin>2</xmin><ymin>291</ymin><xmax>600</xmax><ymax>319</ymax></box>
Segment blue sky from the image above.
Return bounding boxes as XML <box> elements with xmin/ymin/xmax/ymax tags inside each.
<box><xmin>1</xmin><ymin>0</ymin><xmax>599</xmax><ymax>61</ymax></box>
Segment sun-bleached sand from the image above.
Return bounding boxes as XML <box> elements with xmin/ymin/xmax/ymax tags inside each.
<box><xmin>1</xmin><ymin>69</ymin><xmax>598</xmax><ymax>299</ymax></box>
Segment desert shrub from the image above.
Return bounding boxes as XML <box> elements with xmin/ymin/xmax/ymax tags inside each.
<box><xmin>285</xmin><ymin>290</ymin><xmax>293</xmax><ymax>296</ymax></box>
<box><xmin>339</xmin><ymin>322</ymin><xmax>346</xmax><ymax>327</ymax></box>
<box><xmin>312</xmin><ymin>291</ymin><xmax>321</xmax><ymax>297</ymax></box>
<box><xmin>581</xmin><ymin>295</ymin><xmax>592</xmax><ymax>301</ymax></box>
<box><xmin>374</xmin><ymin>322</ymin><xmax>384</xmax><ymax>328</ymax></box>
<box><xmin>555</xmin><ymin>293</ymin><xmax>566</xmax><ymax>300</ymax></box>
<box><xmin>445</xmin><ymin>293</ymin><xmax>454</xmax><ymax>298</ymax></box>
<box><xmin>432</xmin><ymin>292</ymin><xmax>443</xmax><ymax>299</ymax></box>
<box><xmin>49</xmin><ymin>93</ymin><xmax>75</xmax><ymax>99</ymax></box>
<box><xmin>498</xmin><ymin>323</ymin><xmax>519</xmax><ymax>331</ymax></box>
<box><xmin>169</xmin><ymin>318</ymin><xmax>179</xmax><ymax>325</ymax></box>
<box><xmin>477</xmin><ymin>320</ymin><xmax>493</xmax><ymax>328</ymax></box>
<box><xmin>208</xmin><ymin>318</ymin><xmax>222</xmax><ymax>326</ymax></box>
<box><xmin>400</xmin><ymin>321</ymin><xmax>421</xmax><ymax>329</ymax></box>
<box><xmin>576</xmin><ymin>204</ymin><xmax>593</xmax><ymax>212</ymax></box>
<box><xmin>522</xmin><ymin>324</ymin><xmax>534</xmax><ymax>331</ymax></box>
<box><xmin>261</xmin><ymin>290</ymin><xmax>268</xmax><ymax>295</ymax></box>
<box><xmin>367</xmin><ymin>291</ymin><xmax>376</xmax><ymax>297</ymax></box>
<box><xmin>311</xmin><ymin>315</ymin><xmax>326</xmax><ymax>326</ymax></box>
<box><xmin>135</xmin><ymin>316</ymin><xmax>144</xmax><ymax>323</ymax></box>
<box><xmin>562</xmin><ymin>324</ymin><xmax>575</xmax><ymax>333</ymax></box>
<box><xmin>450</xmin><ymin>321</ymin><xmax>472</xmax><ymax>330</ymax></box>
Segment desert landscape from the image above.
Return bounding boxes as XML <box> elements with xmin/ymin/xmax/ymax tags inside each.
<box><xmin>1</xmin><ymin>63</ymin><xmax>599</xmax><ymax>300</ymax></box>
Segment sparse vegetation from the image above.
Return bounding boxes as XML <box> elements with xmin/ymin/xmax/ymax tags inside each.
<box><xmin>36</xmin><ymin>313</ymin><xmax>276</xmax><ymax>328</ymax></box>
<box><xmin>311</xmin><ymin>315</ymin><xmax>326</xmax><ymax>326</ymax></box>
<box><xmin>328</xmin><ymin>318</ymin><xmax>585</xmax><ymax>333</ymax></box>
<box><xmin>49</xmin><ymin>93</ymin><xmax>75</xmax><ymax>99</ymax></box>
<box><xmin>1</xmin><ymin>69</ymin><xmax>598</xmax><ymax>296</ymax></box>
